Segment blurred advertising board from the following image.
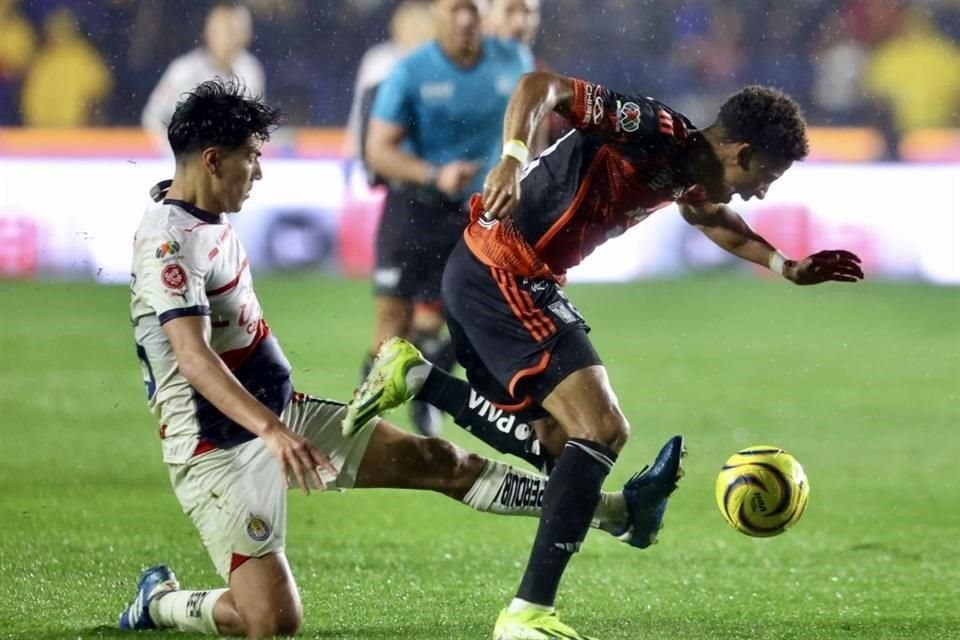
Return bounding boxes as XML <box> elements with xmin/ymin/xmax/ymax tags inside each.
<box><xmin>0</xmin><ymin>132</ymin><xmax>957</xmax><ymax>284</ymax></box>
<box><xmin>571</xmin><ymin>163</ymin><xmax>959</xmax><ymax>284</ymax></box>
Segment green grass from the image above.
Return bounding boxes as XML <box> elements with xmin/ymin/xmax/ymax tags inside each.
<box><xmin>1</xmin><ymin>275</ymin><xmax>958</xmax><ymax>639</ymax></box>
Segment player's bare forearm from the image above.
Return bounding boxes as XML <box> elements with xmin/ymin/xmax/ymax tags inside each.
<box><xmin>483</xmin><ymin>73</ymin><xmax>575</xmax><ymax>218</ymax></box>
<box><xmin>164</xmin><ymin>316</ymin><xmax>337</xmax><ymax>493</ymax></box>
<box><xmin>365</xmin><ymin>118</ymin><xmax>434</xmax><ymax>186</ymax></box>
<box><xmin>162</xmin><ymin>315</ymin><xmax>283</xmax><ymax>438</ymax></box>
<box><xmin>367</xmin><ymin>142</ymin><xmax>434</xmax><ymax>185</ymax></box>
<box><xmin>501</xmin><ymin>71</ymin><xmax>575</xmax><ymax>151</ymax></box>
<box><xmin>681</xmin><ymin>203</ymin><xmax>782</xmax><ymax>269</ymax></box>
<box><xmin>681</xmin><ymin>203</ymin><xmax>865</xmax><ymax>284</ymax></box>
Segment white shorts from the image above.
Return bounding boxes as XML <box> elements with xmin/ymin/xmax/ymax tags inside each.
<box><xmin>167</xmin><ymin>395</ymin><xmax>377</xmax><ymax>581</ymax></box>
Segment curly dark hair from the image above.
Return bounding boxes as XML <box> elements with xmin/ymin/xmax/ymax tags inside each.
<box><xmin>717</xmin><ymin>86</ymin><xmax>809</xmax><ymax>162</ymax></box>
<box><xmin>167</xmin><ymin>78</ymin><xmax>281</xmax><ymax>159</ymax></box>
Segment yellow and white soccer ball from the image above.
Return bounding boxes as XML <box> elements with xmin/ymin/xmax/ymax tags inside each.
<box><xmin>715</xmin><ymin>446</ymin><xmax>810</xmax><ymax>537</ymax></box>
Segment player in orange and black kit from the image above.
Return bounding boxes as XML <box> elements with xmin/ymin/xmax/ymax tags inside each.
<box><xmin>352</xmin><ymin>70</ymin><xmax>865</xmax><ymax>639</ymax></box>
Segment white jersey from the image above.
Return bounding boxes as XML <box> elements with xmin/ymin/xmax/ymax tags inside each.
<box><xmin>130</xmin><ymin>188</ymin><xmax>291</xmax><ymax>463</ymax></box>
<box><xmin>141</xmin><ymin>48</ymin><xmax>266</xmax><ymax>140</ymax></box>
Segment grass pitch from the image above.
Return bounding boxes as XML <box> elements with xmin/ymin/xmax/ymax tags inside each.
<box><xmin>1</xmin><ymin>275</ymin><xmax>958</xmax><ymax>639</ymax></box>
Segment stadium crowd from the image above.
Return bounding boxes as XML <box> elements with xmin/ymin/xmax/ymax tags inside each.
<box><xmin>1</xmin><ymin>0</ymin><xmax>958</xmax><ymax>139</ymax></box>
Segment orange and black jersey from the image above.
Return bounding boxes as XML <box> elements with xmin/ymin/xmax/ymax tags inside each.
<box><xmin>464</xmin><ymin>78</ymin><xmax>710</xmax><ymax>283</ymax></box>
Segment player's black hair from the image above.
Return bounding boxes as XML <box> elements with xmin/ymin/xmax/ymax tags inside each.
<box><xmin>167</xmin><ymin>78</ymin><xmax>281</xmax><ymax>159</ymax></box>
<box><xmin>717</xmin><ymin>86</ymin><xmax>809</xmax><ymax>162</ymax></box>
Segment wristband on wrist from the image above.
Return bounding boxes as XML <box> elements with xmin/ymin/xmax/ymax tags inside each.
<box><xmin>768</xmin><ymin>250</ymin><xmax>787</xmax><ymax>275</ymax></box>
<box><xmin>501</xmin><ymin>138</ymin><xmax>529</xmax><ymax>165</ymax></box>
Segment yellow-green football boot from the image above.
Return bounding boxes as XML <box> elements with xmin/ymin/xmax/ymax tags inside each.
<box><xmin>493</xmin><ymin>608</ymin><xmax>598</xmax><ymax>640</ymax></box>
<box><xmin>342</xmin><ymin>337</ymin><xmax>427</xmax><ymax>436</ymax></box>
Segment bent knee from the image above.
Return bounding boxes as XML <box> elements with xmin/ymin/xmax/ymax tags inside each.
<box><xmin>594</xmin><ymin>406</ymin><xmax>630</xmax><ymax>452</ymax></box>
<box><xmin>275</xmin><ymin>610</ymin><xmax>303</xmax><ymax>637</ymax></box>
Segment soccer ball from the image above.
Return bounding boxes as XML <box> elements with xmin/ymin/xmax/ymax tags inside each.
<box><xmin>715</xmin><ymin>445</ymin><xmax>810</xmax><ymax>537</ymax></box>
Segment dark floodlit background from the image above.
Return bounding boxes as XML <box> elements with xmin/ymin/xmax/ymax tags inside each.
<box><xmin>0</xmin><ymin>0</ymin><xmax>957</xmax><ymax>283</ymax></box>
<box><xmin>1</xmin><ymin>0</ymin><xmax>959</xmax><ymax>130</ymax></box>
<box><xmin>1</xmin><ymin>3</ymin><xmax>958</xmax><ymax>639</ymax></box>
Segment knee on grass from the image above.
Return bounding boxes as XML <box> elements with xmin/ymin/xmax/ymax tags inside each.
<box><xmin>240</xmin><ymin>603</ymin><xmax>303</xmax><ymax>638</ymax></box>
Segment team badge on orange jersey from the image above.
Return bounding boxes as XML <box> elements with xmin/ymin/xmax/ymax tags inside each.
<box><xmin>617</xmin><ymin>101</ymin><xmax>641</xmax><ymax>133</ymax></box>
<box><xmin>246</xmin><ymin>514</ymin><xmax>271</xmax><ymax>541</ymax></box>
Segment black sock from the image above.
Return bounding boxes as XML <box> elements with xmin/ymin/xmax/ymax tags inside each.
<box><xmin>516</xmin><ymin>438</ymin><xmax>617</xmax><ymax>607</ymax></box>
<box><xmin>411</xmin><ymin>330</ymin><xmax>456</xmax><ymax>372</ymax></box>
<box><xmin>433</xmin><ymin>336</ymin><xmax>457</xmax><ymax>373</ymax></box>
<box><xmin>416</xmin><ymin>367</ymin><xmax>550</xmax><ymax>471</ymax></box>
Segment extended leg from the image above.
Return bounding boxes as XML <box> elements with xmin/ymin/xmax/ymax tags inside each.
<box><xmin>350</xmin><ymin>418</ymin><xmax>631</xmax><ymax>531</ymax></box>
<box><xmin>344</xmin><ymin>338</ymin><xmax>558</xmax><ymax>470</ymax></box>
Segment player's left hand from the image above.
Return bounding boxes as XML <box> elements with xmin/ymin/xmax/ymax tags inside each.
<box><xmin>785</xmin><ymin>249</ymin><xmax>864</xmax><ymax>285</ymax></box>
<box><xmin>482</xmin><ymin>156</ymin><xmax>523</xmax><ymax>221</ymax></box>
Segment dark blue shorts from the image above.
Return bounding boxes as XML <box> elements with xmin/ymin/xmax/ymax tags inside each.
<box><xmin>441</xmin><ymin>238</ymin><xmax>601</xmax><ymax>419</ymax></box>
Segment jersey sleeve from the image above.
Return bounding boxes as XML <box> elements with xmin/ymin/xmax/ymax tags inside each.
<box><xmin>135</xmin><ymin>228</ymin><xmax>211</xmax><ymax>325</ymax></box>
<box><xmin>370</xmin><ymin>60</ymin><xmax>414</xmax><ymax>127</ymax></box>
<box><xmin>564</xmin><ymin>78</ymin><xmax>687</xmax><ymax>146</ymax></box>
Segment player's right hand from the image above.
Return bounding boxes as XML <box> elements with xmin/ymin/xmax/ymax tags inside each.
<box><xmin>435</xmin><ymin>160</ymin><xmax>479</xmax><ymax>198</ymax></box>
<box><xmin>482</xmin><ymin>156</ymin><xmax>522</xmax><ymax>221</ymax></box>
<box><xmin>262</xmin><ymin>421</ymin><xmax>339</xmax><ymax>495</ymax></box>
<box><xmin>785</xmin><ymin>249</ymin><xmax>864</xmax><ymax>285</ymax></box>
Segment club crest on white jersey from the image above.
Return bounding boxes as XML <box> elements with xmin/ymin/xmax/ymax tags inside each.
<box><xmin>130</xmin><ymin>197</ymin><xmax>291</xmax><ymax>463</ymax></box>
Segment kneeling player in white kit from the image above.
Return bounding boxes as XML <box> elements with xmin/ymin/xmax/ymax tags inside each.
<box><xmin>120</xmin><ymin>79</ymin><xmax>661</xmax><ymax>638</ymax></box>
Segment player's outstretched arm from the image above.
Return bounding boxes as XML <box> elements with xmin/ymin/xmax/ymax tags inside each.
<box><xmin>680</xmin><ymin>202</ymin><xmax>864</xmax><ymax>284</ymax></box>
<box><xmin>162</xmin><ymin>315</ymin><xmax>338</xmax><ymax>493</ymax></box>
<box><xmin>366</xmin><ymin>117</ymin><xmax>479</xmax><ymax>198</ymax></box>
<box><xmin>483</xmin><ymin>71</ymin><xmax>576</xmax><ymax>219</ymax></box>
<box><xmin>485</xmin><ymin>71</ymin><xmax>669</xmax><ymax>219</ymax></box>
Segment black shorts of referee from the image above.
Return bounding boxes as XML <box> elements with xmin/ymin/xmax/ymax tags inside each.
<box><xmin>373</xmin><ymin>183</ymin><xmax>469</xmax><ymax>304</ymax></box>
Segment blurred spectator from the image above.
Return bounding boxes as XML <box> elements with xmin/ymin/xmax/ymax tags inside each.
<box><xmin>808</xmin><ymin>8</ymin><xmax>900</xmax><ymax>158</ymax></box>
<box><xmin>668</xmin><ymin>1</ymin><xmax>748</xmax><ymax>124</ymax></box>
<box><xmin>244</xmin><ymin>0</ymin><xmax>318</xmax><ymax>123</ymax></box>
<box><xmin>141</xmin><ymin>2</ymin><xmax>265</xmax><ymax>140</ymax></box>
<box><xmin>19</xmin><ymin>7</ymin><xmax>112</xmax><ymax>126</ymax></box>
<box><xmin>484</xmin><ymin>0</ymin><xmax>540</xmax><ymax>46</ymax></box>
<box><xmin>0</xmin><ymin>0</ymin><xmax>957</xmax><ymax>135</ymax></box>
<box><xmin>0</xmin><ymin>0</ymin><xmax>36</xmax><ymax>77</ymax></box>
<box><xmin>345</xmin><ymin>0</ymin><xmax>435</xmax><ymax>160</ymax></box>
<box><xmin>744</xmin><ymin>0</ymin><xmax>818</xmax><ymax>102</ymax></box>
<box><xmin>841</xmin><ymin>0</ymin><xmax>907</xmax><ymax>46</ymax></box>
<box><xmin>0</xmin><ymin>0</ymin><xmax>36</xmax><ymax>124</ymax></box>
<box><xmin>864</xmin><ymin>7</ymin><xmax>960</xmax><ymax>131</ymax></box>
<box><xmin>811</xmin><ymin>12</ymin><xmax>872</xmax><ymax>124</ymax></box>
<box><xmin>483</xmin><ymin>0</ymin><xmax>564</xmax><ymax>155</ymax></box>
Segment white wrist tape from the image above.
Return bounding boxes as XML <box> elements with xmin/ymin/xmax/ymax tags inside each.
<box><xmin>502</xmin><ymin>139</ymin><xmax>529</xmax><ymax>165</ymax></box>
<box><xmin>768</xmin><ymin>251</ymin><xmax>787</xmax><ymax>275</ymax></box>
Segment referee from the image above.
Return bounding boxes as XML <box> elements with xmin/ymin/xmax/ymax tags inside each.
<box><xmin>363</xmin><ymin>0</ymin><xmax>533</xmax><ymax>435</ymax></box>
